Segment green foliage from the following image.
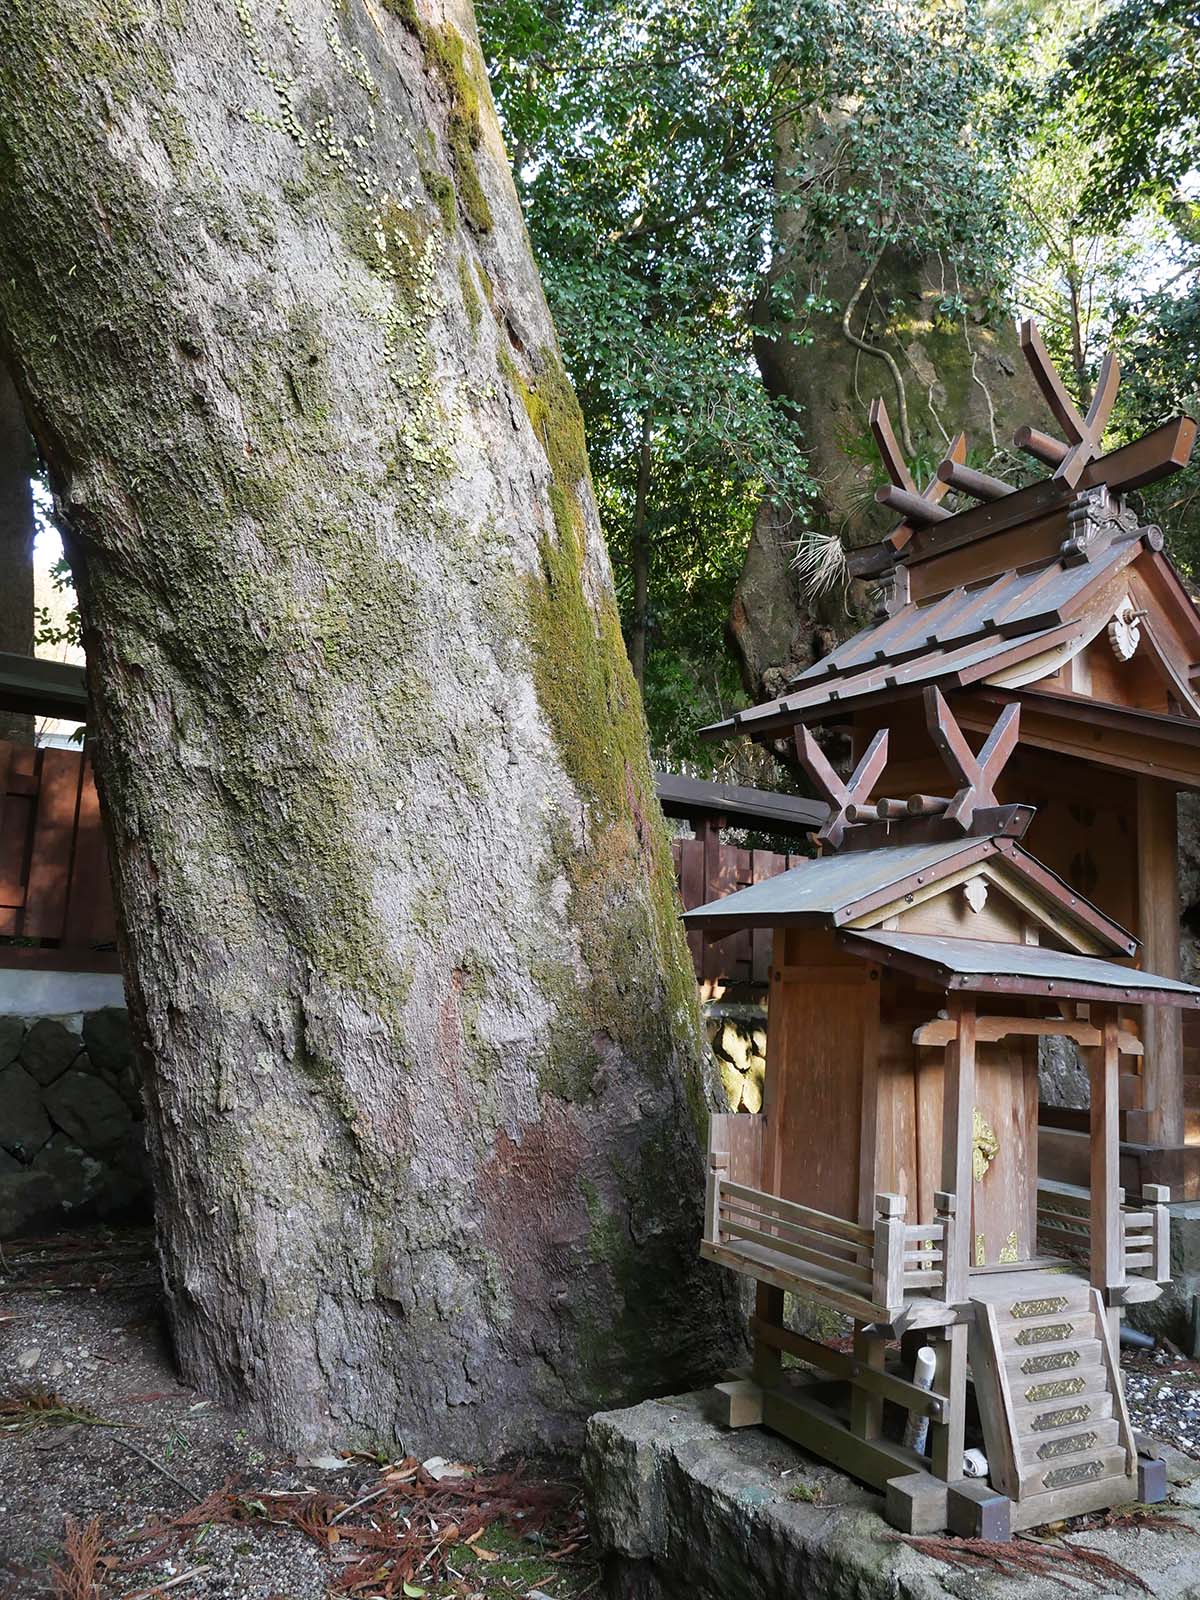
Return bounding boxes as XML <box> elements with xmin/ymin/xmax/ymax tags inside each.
<box><xmin>1057</xmin><ymin>0</ymin><xmax>1200</xmax><ymax>226</ymax></box>
<box><xmin>480</xmin><ymin>0</ymin><xmax>812</xmax><ymax>763</ymax></box>
<box><xmin>761</xmin><ymin>0</ymin><xmax>1022</xmax><ymax>331</ymax></box>
<box><xmin>480</xmin><ymin>0</ymin><xmax>1025</xmax><ymax>764</ymax></box>
<box><xmin>1023</xmin><ymin>0</ymin><xmax>1200</xmax><ymax>569</ymax></box>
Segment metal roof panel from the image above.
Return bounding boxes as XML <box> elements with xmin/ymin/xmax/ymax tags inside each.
<box><xmin>680</xmin><ymin>836</ymin><xmax>990</xmax><ymax>924</ymax></box>
<box><xmin>849</xmin><ymin>930</ymin><xmax>1200</xmax><ymax>1003</ymax></box>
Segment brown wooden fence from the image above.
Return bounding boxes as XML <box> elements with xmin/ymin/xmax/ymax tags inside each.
<box><xmin>672</xmin><ymin>823</ymin><xmax>806</xmax><ymax>990</ymax></box>
<box><xmin>0</xmin><ymin>740</ymin><xmax>117</xmax><ymax>969</ymax></box>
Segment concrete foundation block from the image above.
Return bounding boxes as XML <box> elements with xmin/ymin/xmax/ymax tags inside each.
<box><xmin>711</xmin><ymin>1378</ymin><xmax>762</xmax><ymax>1429</ymax></box>
<box><xmin>947</xmin><ymin>1479</ymin><xmax>1012</xmax><ymax>1541</ymax></box>
<box><xmin>884</xmin><ymin>1471</ymin><xmax>948</xmax><ymax>1535</ymax></box>
<box><xmin>584</xmin><ymin>1390</ymin><xmax>1200</xmax><ymax>1599</ymax></box>
<box><xmin>1139</xmin><ymin>1457</ymin><xmax>1169</xmax><ymax>1504</ymax></box>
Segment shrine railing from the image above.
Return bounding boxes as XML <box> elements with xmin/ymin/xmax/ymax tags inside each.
<box><xmin>703</xmin><ymin>1115</ymin><xmax>954</xmax><ymax>1326</ymax></box>
<box><xmin>1035</xmin><ymin>1178</ymin><xmax>1171</xmax><ymax>1301</ymax></box>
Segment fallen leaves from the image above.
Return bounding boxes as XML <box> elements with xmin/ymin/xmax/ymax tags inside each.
<box><xmin>897</xmin><ymin>1530</ymin><xmax>1155</xmax><ymax>1592</ymax></box>
<box><xmin>48</xmin><ymin>1516</ymin><xmax>105</xmax><ymax>1600</ymax></box>
<box><xmin>0</xmin><ymin>1387</ymin><xmax>121</xmax><ymax>1434</ymax></box>
<box><xmin>116</xmin><ymin>1456</ymin><xmax>586</xmax><ymax>1598</ymax></box>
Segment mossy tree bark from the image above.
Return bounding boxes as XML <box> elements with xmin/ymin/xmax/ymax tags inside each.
<box><xmin>0</xmin><ymin>363</ymin><xmax>36</xmax><ymax>744</ymax></box>
<box><xmin>0</xmin><ymin>0</ymin><xmax>740</xmax><ymax>1454</ymax></box>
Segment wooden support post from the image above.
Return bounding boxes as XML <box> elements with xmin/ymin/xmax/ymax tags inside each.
<box><xmin>929</xmin><ymin>1001</ymin><xmax>974</xmax><ymax>1483</ymax></box>
<box><xmin>850</xmin><ymin>1323</ymin><xmax>885</xmax><ymax>1441</ymax></box>
<box><xmin>872</xmin><ymin>1191</ymin><xmax>906</xmax><ymax>1310</ymax></box>
<box><xmin>1143</xmin><ymin>1182</ymin><xmax>1171</xmax><ymax>1283</ymax></box>
<box><xmin>940</xmin><ymin>1000</ymin><xmax>975</xmax><ymax>1302</ymax></box>
<box><xmin>934</xmin><ymin>1191</ymin><xmax>958</xmax><ymax>1297</ymax></box>
<box><xmin>753</xmin><ymin>1282</ymin><xmax>784</xmax><ymax>1390</ymax></box>
<box><xmin>1137</xmin><ymin>776</ymin><xmax>1184</xmax><ymax>1146</ymax></box>
<box><xmin>929</xmin><ymin>1326</ymin><xmax>968</xmax><ymax>1483</ymax></box>
<box><xmin>1090</xmin><ymin>1007</ymin><xmax>1124</xmax><ymax>1345</ymax></box>
<box><xmin>705</xmin><ymin>1153</ymin><xmax>726</xmax><ymax>1244</ymax></box>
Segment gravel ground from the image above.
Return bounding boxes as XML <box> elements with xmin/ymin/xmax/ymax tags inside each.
<box><xmin>1122</xmin><ymin>1346</ymin><xmax>1200</xmax><ymax>1456</ymax></box>
<box><xmin>0</xmin><ymin>1227</ymin><xmax>595</xmax><ymax>1600</ymax></box>
<box><xmin>3</xmin><ymin>1226</ymin><xmax>1199</xmax><ymax>1600</ymax></box>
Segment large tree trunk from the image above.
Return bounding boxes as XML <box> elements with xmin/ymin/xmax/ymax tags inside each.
<box><xmin>731</xmin><ymin>120</ymin><xmax>1053</xmax><ymax>705</ymax></box>
<box><xmin>0</xmin><ymin>362</ymin><xmax>36</xmax><ymax>744</ymax></box>
<box><xmin>0</xmin><ymin>0</ymin><xmax>740</xmax><ymax>1455</ymax></box>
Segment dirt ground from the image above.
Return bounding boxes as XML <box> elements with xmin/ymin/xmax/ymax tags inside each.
<box><xmin>0</xmin><ymin>1227</ymin><xmax>595</xmax><ymax>1600</ymax></box>
<box><xmin>5</xmin><ymin>1226</ymin><xmax>1200</xmax><ymax>1600</ymax></box>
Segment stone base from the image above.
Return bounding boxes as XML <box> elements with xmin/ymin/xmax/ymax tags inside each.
<box><xmin>584</xmin><ymin>1392</ymin><xmax>1200</xmax><ymax>1600</ymax></box>
<box><xmin>0</xmin><ymin>1006</ymin><xmax>148</xmax><ymax>1238</ymax></box>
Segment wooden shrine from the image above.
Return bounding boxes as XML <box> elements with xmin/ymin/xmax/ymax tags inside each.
<box><xmin>684</xmin><ymin>325</ymin><xmax>1200</xmax><ymax>1535</ymax></box>
<box><xmin>701</xmin><ymin>320</ymin><xmax>1200</xmax><ymax>1196</ymax></box>
<box><xmin>685</xmin><ymin>696</ymin><xmax>1193</xmax><ymax>1533</ymax></box>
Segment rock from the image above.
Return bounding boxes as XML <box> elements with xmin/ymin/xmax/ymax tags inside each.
<box><xmin>0</xmin><ymin>1168</ymin><xmax>62</xmax><ymax>1235</ymax></box>
<box><xmin>740</xmin><ymin>1070</ymin><xmax>763</xmax><ymax>1115</ymax></box>
<box><xmin>82</xmin><ymin>1006</ymin><xmax>133</xmax><ymax>1077</ymax></box>
<box><xmin>585</xmin><ymin>1391</ymin><xmax>1200</xmax><ymax>1599</ymax></box>
<box><xmin>42</xmin><ymin>1070</ymin><xmax>132</xmax><ymax>1155</ymax></box>
<box><xmin>17</xmin><ymin>1347</ymin><xmax>41</xmax><ymax>1371</ymax></box>
<box><xmin>0</xmin><ymin>1016</ymin><xmax>25</xmax><ymax>1069</ymax></box>
<box><xmin>751</xmin><ymin>1027</ymin><xmax>767</xmax><ymax>1056</ymax></box>
<box><xmin>31</xmin><ymin>1134</ymin><xmax>105</xmax><ymax>1212</ymax></box>
<box><xmin>718</xmin><ymin>1058</ymin><xmax>745</xmax><ymax>1110</ymax></box>
<box><xmin>17</xmin><ymin>1017</ymin><xmax>83</xmax><ymax>1086</ymax></box>
<box><xmin>718</xmin><ymin>1023</ymin><xmax>752</xmax><ymax>1075</ymax></box>
<box><xmin>1038</xmin><ymin>1033</ymin><xmax>1088</xmax><ymax>1109</ymax></box>
<box><xmin>0</xmin><ymin>1065</ymin><xmax>53</xmax><ymax>1160</ymax></box>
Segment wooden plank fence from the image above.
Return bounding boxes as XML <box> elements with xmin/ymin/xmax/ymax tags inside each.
<box><xmin>672</xmin><ymin>823</ymin><xmax>805</xmax><ymax>988</ymax></box>
<box><xmin>0</xmin><ymin>740</ymin><xmax>117</xmax><ymax>969</ymax></box>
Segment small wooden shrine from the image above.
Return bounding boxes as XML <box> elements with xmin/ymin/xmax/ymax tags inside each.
<box><xmin>684</xmin><ymin>323</ymin><xmax>1200</xmax><ymax>1536</ymax></box>
<box><xmin>701</xmin><ymin>320</ymin><xmax>1200</xmax><ymax>1198</ymax></box>
<box><xmin>686</xmin><ymin>696</ymin><xmax>1193</xmax><ymax>1533</ymax></box>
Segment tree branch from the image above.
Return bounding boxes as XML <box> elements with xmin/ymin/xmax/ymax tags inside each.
<box><xmin>839</xmin><ymin>235</ymin><xmax>913</xmax><ymax>457</ymax></box>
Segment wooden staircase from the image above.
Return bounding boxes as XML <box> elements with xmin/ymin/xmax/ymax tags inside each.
<box><xmin>968</xmin><ymin>1272</ymin><xmax>1138</xmax><ymax>1530</ymax></box>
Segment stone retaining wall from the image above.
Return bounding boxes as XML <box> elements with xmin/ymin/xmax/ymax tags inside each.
<box><xmin>0</xmin><ymin>1007</ymin><xmax>148</xmax><ymax>1237</ymax></box>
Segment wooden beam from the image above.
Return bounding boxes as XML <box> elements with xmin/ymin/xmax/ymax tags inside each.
<box><xmin>1137</xmin><ymin>776</ymin><xmax>1185</xmax><ymax>1144</ymax></box>
<box><xmin>913</xmin><ymin>1015</ymin><xmax>1143</xmax><ymax>1052</ymax></box>
<box><xmin>1082</xmin><ymin>416</ymin><xmax>1197</xmax><ymax>494</ymax></box>
<box><xmin>752</xmin><ymin>1318</ymin><xmax>948</xmax><ymax>1420</ymax></box>
<box><xmin>956</xmin><ymin>691</ymin><xmax>1200</xmax><ymax>789</ymax></box>
<box><xmin>1014</xmin><ymin>424</ymin><xmax>1068</xmax><ymax>467</ymax></box>
<box><xmin>876</xmin><ymin>485</ymin><xmax>953</xmax><ymax>526</ymax></box>
<box><xmin>935</xmin><ymin>459</ymin><xmax>1013</xmax><ymax>502</ymax></box>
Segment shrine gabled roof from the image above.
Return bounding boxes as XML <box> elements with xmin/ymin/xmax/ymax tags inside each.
<box><xmin>679</xmin><ymin>832</ymin><xmax>1136</xmax><ymax>956</ymax></box>
<box><xmin>700</xmin><ymin>518</ymin><xmax>1155</xmax><ymax>743</ymax></box>
<box><xmin>841</xmin><ymin>930</ymin><xmax>1200</xmax><ymax>1009</ymax></box>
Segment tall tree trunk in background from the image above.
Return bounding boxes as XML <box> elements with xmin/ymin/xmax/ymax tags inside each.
<box><xmin>730</xmin><ymin>119</ymin><xmax>1054</xmax><ymax>708</ymax></box>
<box><xmin>628</xmin><ymin>404</ymin><xmax>654</xmax><ymax>688</ymax></box>
<box><xmin>0</xmin><ymin>362</ymin><xmax>36</xmax><ymax>744</ymax></box>
<box><xmin>0</xmin><ymin>0</ymin><xmax>740</xmax><ymax>1456</ymax></box>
